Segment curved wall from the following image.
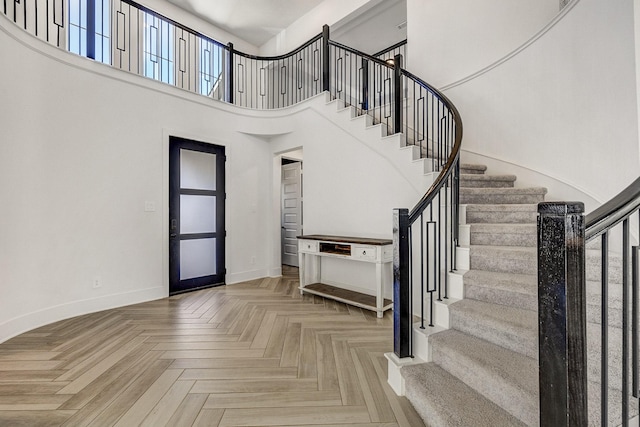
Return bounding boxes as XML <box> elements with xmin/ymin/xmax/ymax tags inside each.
<box><xmin>408</xmin><ymin>0</ymin><xmax>640</xmax><ymax>207</ymax></box>
<box><xmin>0</xmin><ymin>13</ymin><xmax>423</xmax><ymax>342</ymax></box>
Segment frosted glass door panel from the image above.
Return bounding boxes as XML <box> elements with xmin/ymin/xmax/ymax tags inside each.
<box><xmin>180</xmin><ymin>238</ymin><xmax>217</xmax><ymax>280</ymax></box>
<box><xmin>180</xmin><ymin>195</ymin><xmax>216</xmax><ymax>234</ymax></box>
<box><xmin>180</xmin><ymin>149</ymin><xmax>216</xmax><ymax>190</ymax></box>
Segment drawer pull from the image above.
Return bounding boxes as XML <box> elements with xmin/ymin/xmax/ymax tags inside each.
<box><xmin>362</xmin><ymin>250</ymin><xmax>366</xmax><ymax>255</ymax></box>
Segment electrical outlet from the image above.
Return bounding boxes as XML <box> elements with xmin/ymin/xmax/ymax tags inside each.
<box><xmin>93</xmin><ymin>277</ymin><xmax>102</xmax><ymax>289</ymax></box>
<box><xmin>250</xmin><ymin>256</ymin><xmax>256</xmax><ymax>265</ymax></box>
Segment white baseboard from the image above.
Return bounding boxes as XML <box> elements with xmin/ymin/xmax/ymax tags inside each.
<box><xmin>0</xmin><ymin>286</ymin><xmax>166</xmax><ymax>344</ymax></box>
<box><xmin>226</xmin><ymin>268</ymin><xmax>271</xmax><ymax>284</ymax></box>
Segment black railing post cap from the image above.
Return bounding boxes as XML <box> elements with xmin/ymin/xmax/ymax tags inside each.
<box><xmin>537</xmin><ymin>202</ymin><xmax>584</xmax><ymax>215</ymax></box>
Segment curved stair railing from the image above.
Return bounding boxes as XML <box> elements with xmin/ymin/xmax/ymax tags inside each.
<box><xmin>391</xmin><ymin>76</ymin><xmax>463</xmax><ymax>358</ymax></box>
<box><xmin>538</xmin><ymin>177</ymin><xmax>640</xmax><ymax>425</ymax></box>
<box><xmin>2</xmin><ymin>0</ymin><xmax>463</xmax><ymax>365</ymax></box>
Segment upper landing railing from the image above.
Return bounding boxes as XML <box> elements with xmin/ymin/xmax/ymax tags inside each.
<box><xmin>4</xmin><ymin>0</ymin><xmax>461</xmax><ymax>362</ymax></box>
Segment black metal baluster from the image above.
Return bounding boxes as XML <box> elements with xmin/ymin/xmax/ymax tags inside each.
<box><xmin>444</xmin><ymin>179</ymin><xmax>449</xmax><ymax>299</ymax></box>
<box><xmin>393</xmin><ymin>54</ymin><xmax>402</xmax><ymax>134</ymax></box>
<box><xmin>633</xmin><ymin>217</ymin><xmax>639</xmax><ymax>398</ymax></box>
<box><xmin>322</xmin><ymin>24</ymin><xmax>329</xmax><ymax>92</ymax></box>
<box><xmin>602</xmin><ymin>232</ymin><xmax>609</xmax><ymax>427</ymax></box>
<box><xmin>420</xmin><ymin>213</ymin><xmax>425</xmax><ymax>329</ymax></box>
<box><xmin>623</xmin><ymin>219</ymin><xmax>630</xmax><ymax>426</ymax></box>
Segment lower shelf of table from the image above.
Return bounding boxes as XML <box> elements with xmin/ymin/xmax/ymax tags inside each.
<box><xmin>300</xmin><ymin>283</ymin><xmax>393</xmax><ymax>315</ymax></box>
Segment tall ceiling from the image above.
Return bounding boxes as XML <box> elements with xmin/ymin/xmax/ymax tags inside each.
<box><xmin>165</xmin><ymin>0</ymin><xmax>325</xmax><ymax>47</ymax></box>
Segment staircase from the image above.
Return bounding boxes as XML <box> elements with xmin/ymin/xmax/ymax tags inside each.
<box><xmin>400</xmin><ymin>164</ymin><xmax>635</xmax><ymax>426</ymax></box>
<box><xmin>402</xmin><ymin>164</ymin><xmax>542</xmax><ymax>426</ymax></box>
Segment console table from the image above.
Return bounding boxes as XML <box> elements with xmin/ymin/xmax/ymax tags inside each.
<box><xmin>297</xmin><ymin>235</ymin><xmax>393</xmax><ymax>318</ymax></box>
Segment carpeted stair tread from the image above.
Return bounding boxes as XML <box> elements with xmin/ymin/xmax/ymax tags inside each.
<box><xmin>460</xmin><ymin>174</ymin><xmax>517</xmax><ymax>188</ymax></box>
<box><xmin>449</xmin><ymin>299</ymin><xmax>538</xmax><ymax>359</ymax></box>
<box><xmin>461</xmin><ymin>187</ymin><xmax>547</xmax><ymax>205</ymax></box>
<box><xmin>430</xmin><ymin>329</ymin><xmax>538</xmax><ymax>425</ymax></box>
<box><xmin>469</xmin><ymin>223</ymin><xmax>537</xmax><ymax>247</ymax></box>
<box><xmin>464</xmin><ymin>204</ymin><xmax>538</xmax><ymax>224</ymax></box>
<box><xmin>460</xmin><ymin>163</ymin><xmax>487</xmax><ymax>175</ymax></box>
<box><xmin>463</xmin><ymin>269</ymin><xmax>537</xmax><ymax>311</ymax></box>
<box><xmin>470</xmin><ymin>245</ymin><xmax>537</xmax><ymax>275</ymax></box>
<box><xmin>402</xmin><ymin>362</ymin><xmax>526</xmax><ymax>427</ymax></box>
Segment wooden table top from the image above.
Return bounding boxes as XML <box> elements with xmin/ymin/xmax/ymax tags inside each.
<box><xmin>297</xmin><ymin>234</ymin><xmax>393</xmax><ymax>246</ymax></box>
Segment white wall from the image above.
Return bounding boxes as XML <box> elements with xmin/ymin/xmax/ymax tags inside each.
<box><xmin>0</xmin><ymin>12</ymin><xmax>428</xmax><ymax>341</ymax></box>
<box><xmin>408</xmin><ymin>0</ymin><xmax>640</xmax><ymax>205</ymax></box>
<box><xmin>0</xmin><ymin>16</ymin><xmax>270</xmax><ymax>342</ymax></box>
<box><xmin>408</xmin><ymin>0</ymin><xmax>559</xmax><ymax>88</ymax></box>
<box><xmin>259</xmin><ymin>0</ymin><xmax>376</xmax><ymax>55</ymax></box>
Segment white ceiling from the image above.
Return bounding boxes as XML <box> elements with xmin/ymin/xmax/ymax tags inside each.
<box><xmin>165</xmin><ymin>0</ymin><xmax>325</xmax><ymax>47</ymax></box>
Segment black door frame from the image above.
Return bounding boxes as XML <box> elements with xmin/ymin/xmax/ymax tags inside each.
<box><xmin>169</xmin><ymin>136</ymin><xmax>225</xmax><ymax>295</ymax></box>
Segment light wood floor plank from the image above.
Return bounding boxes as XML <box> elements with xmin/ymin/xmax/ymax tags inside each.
<box><xmin>279</xmin><ymin>321</ymin><xmax>301</xmax><ymax>368</ymax></box>
<box><xmin>0</xmin><ymin>266</ymin><xmax>424</xmax><ymax>427</ymax></box>
<box><xmin>192</xmin><ymin>408</ymin><xmax>225</xmax><ymax>427</ymax></box>
<box><xmin>56</xmin><ymin>336</ymin><xmax>148</xmax><ymax>394</ymax></box>
<box><xmin>0</xmin><ymin>410</ymin><xmax>77</xmax><ymax>426</ymax></box>
<box><xmin>81</xmin><ymin>359</ymin><xmax>173</xmax><ymax>427</ymax></box>
<box><xmin>219</xmin><ymin>405</ymin><xmax>371</xmax><ymax>426</ymax></box>
<box><xmin>263</xmin><ymin>315</ymin><xmax>288</xmax><ymax>358</ymax></box>
<box><xmin>58</xmin><ymin>343</ymin><xmax>161</xmax><ymax>412</ymax></box>
<box><xmin>159</xmin><ymin>349</ymin><xmax>265</xmax><ymax>359</ymax></box>
<box><xmin>190</xmin><ymin>378</ymin><xmax>318</xmax><ymax>394</ymax></box>
<box><xmin>164</xmin><ymin>393</ymin><xmax>208</xmax><ymax>427</ymax></box>
<box><xmin>112</xmin><ymin>369</ymin><xmax>183</xmax><ymax>427</ymax></box>
<box><xmin>203</xmin><ymin>391</ymin><xmax>342</xmax><ymax>409</ymax></box>
<box><xmin>169</xmin><ymin>357</ymin><xmax>281</xmax><ymax>370</ymax></box>
<box><xmin>139</xmin><ymin>379</ymin><xmax>194</xmax><ymax>427</ymax></box>
<box><xmin>179</xmin><ymin>367</ymin><xmax>298</xmax><ymax>380</ymax></box>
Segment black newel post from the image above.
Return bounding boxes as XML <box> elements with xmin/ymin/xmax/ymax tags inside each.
<box><xmin>538</xmin><ymin>202</ymin><xmax>588</xmax><ymax>426</ymax></box>
<box><xmin>393</xmin><ymin>54</ymin><xmax>403</xmax><ymax>134</ymax></box>
<box><xmin>227</xmin><ymin>42</ymin><xmax>234</xmax><ymax>104</ymax></box>
<box><xmin>322</xmin><ymin>24</ymin><xmax>330</xmax><ymax>93</ymax></box>
<box><xmin>393</xmin><ymin>208</ymin><xmax>411</xmax><ymax>358</ymax></box>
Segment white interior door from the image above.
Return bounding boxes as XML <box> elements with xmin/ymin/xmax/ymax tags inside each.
<box><xmin>281</xmin><ymin>161</ymin><xmax>302</xmax><ymax>267</ymax></box>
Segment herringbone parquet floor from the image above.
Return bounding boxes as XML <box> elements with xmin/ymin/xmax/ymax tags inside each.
<box><xmin>0</xmin><ymin>267</ymin><xmax>424</xmax><ymax>426</ymax></box>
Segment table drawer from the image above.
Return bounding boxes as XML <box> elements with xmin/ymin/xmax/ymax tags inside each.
<box><xmin>299</xmin><ymin>240</ymin><xmax>319</xmax><ymax>253</ymax></box>
<box><xmin>352</xmin><ymin>245</ymin><xmax>377</xmax><ymax>261</ymax></box>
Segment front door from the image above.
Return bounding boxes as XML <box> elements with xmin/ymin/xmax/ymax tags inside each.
<box><xmin>281</xmin><ymin>161</ymin><xmax>302</xmax><ymax>266</ymax></box>
<box><xmin>169</xmin><ymin>136</ymin><xmax>225</xmax><ymax>295</ymax></box>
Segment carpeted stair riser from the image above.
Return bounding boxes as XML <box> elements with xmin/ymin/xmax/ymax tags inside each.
<box><xmin>470</xmin><ymin>246</ymin><xmax>537</xmax><ymax>275</ymax></box>
<box><xmin>463</xmin><ymin>270</ymin><xmax>537</xmax><ymax>312</ymax></box>
<box><xmin>402</xmin><ymin>363</ymin><xmax>526</xmax><ymax>426</ymax></box>
<box><xmin>460</xmin><ymin>187</ymin><xmax>547</xmax><ymax>205</ymax></box>
<box><xmin>463</xmin><ymin>269</ymin><xmax>625</xmax><ymax>327</ymax></box>
<box><xmin>460</xmin><ymin>174</ymin><xmax>517</xmax><ymax>188</ymax></box>
<box><xmin>460</xmin><ymin>163</ymin><xmax>488</xmax><ymax>175</ymax></box>
<box><xmin>469</xmin><ymin>223</ymin><xmax>537</xmax><ymax>247</ymax></box>
<box><xmin>449</xmin><ymin>299</ymin><xmax>538</xmax><ymax>359</ymax></box>
<box><xmin>465</xmin><ymin>204</ymin><xmax>538</xmax><ymax>224</ymax></box>
<box><xmin>429</xmin><ymin>330</ymin><xmax>539</xmax><ymax>425</ymax></box>
<box><xmin>469</xmin><ymin>245</ymin><xmax>624</xmax><ymax>283</ymax></box>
